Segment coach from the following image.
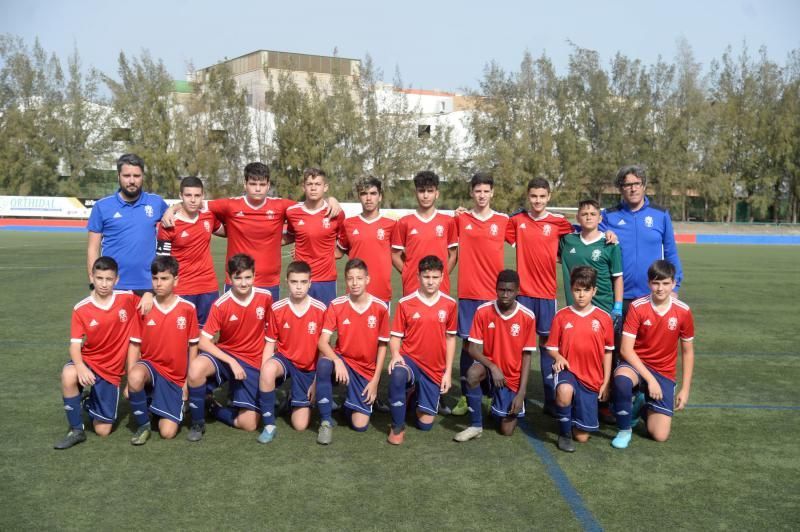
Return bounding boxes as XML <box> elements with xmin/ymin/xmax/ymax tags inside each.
<box><xmin>601</xmin><ymin>164</ymin><xmax>683</xmax><ymax>308</ymax></box>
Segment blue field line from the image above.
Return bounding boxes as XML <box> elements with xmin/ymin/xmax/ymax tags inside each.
<box><xmin>0</xmin><ymin>226</ymin><xmax>84</xmax><ymax>233</ymax></box>
<box><xmin>518</xmin><ymin>418</ymin><xmax>603</xmax><ymax>532</ymax></box>
<box><xmin>695</xmin><ymin>234</ymin><xmax>800</xmax><ymax>245</ymax></box>
<box><xmin>686</xmin><ymin>403</ymin><xmax>800</xmax><ymax>411</ymax></box>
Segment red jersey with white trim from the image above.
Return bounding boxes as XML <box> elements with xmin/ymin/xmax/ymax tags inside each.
<box><xmin>391</xmin><ymin>291</ymin><xmax>457</xmax><ymax>382</ymax></box>
<box><xmin>69</xmin><ymin>291</ymin><xmax>139</xmax><ymax>386</ymax></box>
<box><xmin>456</xmin><ymin>210</ymin><xmax>509</xmax><ymax>300</ymax></box>
<box><xmin>391</xmin><ymin>211</ymin><xmax>458</xmax><ymax>296</ymax></box>
<box><xmin>207</xmin><ymin>196</ymin><xmax>296</xmax><ymax>287</ymax></box>
<box><xmin>201</xmin><ymin>288</ymin><xmax>274</xmax><ymax>368</ymax></box>
<box><xmin>337</xmin><ymin>214</ymin><xmax>396</xmax><ymax>301</ymax></box>
<box><xmin>286</xmin><ymin>202</ymin><xmax>345</xmax><ymax>282</ymax></box>
<box><xmin>130</xmin><ymin>298</ymin><xmax>199</xmax><ymax>386</ymax></box>
<box><xmin>546</xmin><ymin>306</ymin><xmax>615</xmax><ymax>392</ymax></box>
<box><xmin>468</xmin><ymin>302</ymin><xmax>537</xmax><ymax>393</ymax></box>
<box><xmin>623</xmin><ymin>296</ymin><xmax>695</xmax><ymax>381</ymax></box>
<box><xmin>157</xmin><ymin>209</ymin><xmax>221</xmax><ymax>295</ymax></box>
<box><xmin>322</xmin><ymin>295</ymin><xmax>390</xmax><ymax>379</ymax></box>
<box><xmin>267</xmin><ymin>297</ymin><xmax>327</xmax><ymax>371</ymax></box>
<box><xmin>505</xmin><ymin>211</ymin><xmax>573</xmax><ymax>299</ymax></box>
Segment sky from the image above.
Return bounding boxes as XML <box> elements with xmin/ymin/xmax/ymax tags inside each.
<box><xmin>1</xmin><ymin>0</ymin><xmax>798</xmax><ymax>93</ymax></box>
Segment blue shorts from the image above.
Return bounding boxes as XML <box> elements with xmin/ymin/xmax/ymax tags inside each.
<box><xmin>554</xmin><ymin>369</ymin><xmax>600</xmax><ymax>431</ymax></box>
<box><xmin>398</xmin><ymin>355</ymin><xmax>441</xmax><ymax>416</ymax></box>
<box><xmin>200</xmin><ymin>352</ymin><xmax>261</xmax><ymax>411</ymax></box>
<box><xmin>469</xmin><ymin>361</ymin><xmax>524</xmax><ymax>417</ymax></box>
<box><xmin>66</xmin><ymin>361</ymin><xmax>119</xmax><ymax>423</ymax></box>
<box><xmin>137</xmin><ymin>360</ymin><xmax>183</xmax><ymax>423</ymax></box>
<box><xmin>458</xmin><ymin>299</ymin><xmax>488</xmax><ymax>339</ymax></box>
<box><xmin>272</xmin><ymin>353</ymin><xmax>316</xmax><ymax>408</ymax></box>
<box><xmin>333</xmin><ymin>359</ymin><xmax>373</xmax><ymax>416</ymax></box>
<box><xmin>517</xmin><ymin>296</ymin><xmax>556</xmax><ymax>336</ymax></box>
<box><xmin>618</xmin><ymin>363</ymin><xmax>676</xmax><ymax>416</ymax></box>
<box><xmin>225</xmin><ymin>284</ymin><xmax>279</xmax><ymax>302</ymax></box>
<box><xmin>309</xmin><ymin>280</ymin><xmax>336</xmax><ymax>307</ymax></box>
<box><xmin>181</xmin><ymin>291</ymin><xmax>219</xmax><ymax>328</ymax></box>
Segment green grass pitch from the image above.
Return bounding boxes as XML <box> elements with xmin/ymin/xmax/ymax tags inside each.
<box><xmin>0</xmin><ymin>231</ymin><xmax>798</xmax><ymax>530</ymax></box>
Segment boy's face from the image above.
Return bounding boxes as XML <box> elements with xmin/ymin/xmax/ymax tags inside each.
<box><xmin>495</xmin><ymin>281</ymin><xmax>519</xmax><ymax>311</ymax></box>
<box><xmin>358</xmin><ymin>186</ymin><xmax>381</xmax><ymax>214</ymax></box>
<box><xmin>244</xmin><ymin>178</ymin><xmax>269</xmax><ymax>203</ymax></box>
<box><xmin>180</xmin><ymin>186</ymin><xmax>204</xmax><ymax>215</ymax></box>
<box><xmin>649</xmin><ymin>277</ymin><xmax>676</xmax><ymax>303</ymax></box>
<box><xmin>91</xmin><ymin>269</ymin><xmax>118</xmax><ymax>298</ymax></box>
<box><xmin>346</xmin><ymin>268</ymin><xmax>369</xmax><ymax>298</ymax></box>
<box><xmin>470</xmin><ymin>183</ymin><xmax>493</xmax><ymax>210</ymax></box>
<box><xmin>230</xmin><ymin>269</ymin><xmax>254</xmax><ymax>298</ymax></box>
<box><xmin>287</xmin><ymin>272</ymin><xmax>311</xmax><ymax>300</ymax></box>
<box><xmin>152</xmin><ymin>271</ymin><xmax>177</xmax><ymax>298</ymax></box>
<box><xmin>571</xmin><ymin>284</ymin><xmax>597</xmax><ymax>310</ymax></box>
<box><xmin>415</xmin><ymin>186</ymin><xmax>439</xmax><ymax>210</ymax></box>
<box><xmin>303</xmin><ymin>175</ymin><xmax>328</xmax><ymax>202</ymax></box>
<box><xmin>418</xmin><ymin>269</ymin><xmax>443</xmax><ymax>297</ymax></box>
<box><xmin>577</xmin><ymin>205</ymin><xmax>600</xmax><ymax>231</ymax></box>
<box><xmin>527</xmin><ymin>187</ymin><xmax>550</xmax><ymax>216</ymax></box>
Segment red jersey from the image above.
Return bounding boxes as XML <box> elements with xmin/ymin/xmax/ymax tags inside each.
<box><xmin>322</xmin><ymin>295</ymin><xmax>390</xmax><ymax>379</ymax></box>
<box><xmin>546</xmin><ymin>306</ymin><xmax>615</xmax><ymax>392</ymax></box>
<box><xmin>456</xmin><ymin>210</ymin><xmax>509</xmax><ymax>300</ymax></box>
<box><xmin>468</xmin><ymin>302</ymin><xmax>537</xmax><ymax>393</ymax></box>
<box><xmin>207</xmin><ymin>196</ymin><xmax>296</xmax><ymax>287</ymax></box>
<box><xmin>157</xmin><ymin>209</ymin><xmax>221</xmax><ymax>295</ymax></box>
<box><xmin>130</xmin><ymin>297</ymin><xmax>199</xmax><ymax>386</ymax></box>
<box><xmin>391</xmin><ymin>291</ymin><xmax>457</xmax><ymax>382</ymax></box>
<box><xmin>70</xmin><ymin>291</ymin><xmax>139</xmax><ymax>385</ymax></box>
<box><xmin>201</xmin><ymin>288</ymin><xmax>274</xmax><ymax>368</ymax></box>
<box><xmin>391</xmin><ymin>211</ymin><xmax>458</xmax><ymax>296</ymax></box>
<box><xmin>506</xmin><ymin>211</ymin><xmax>573</xmax><ymax>299</ymax></box>
<box><xmin>286</xmin><ymin>202</ymin><xmax>345</xmax><ymax>282</ymax></box>
<box><xmin>267</xmin><ymin>297</ymin><xmax>327</xmax><ymax>371</ymax></box>
<box><xmin>623</xmin><ymin>296</ymin><xmax>695</xmax><ymax>381</ymax></box>
<box><xmin>337</xmin><ymin>214</ymin><xmax>396</xmax><ymax>302</ymax></box>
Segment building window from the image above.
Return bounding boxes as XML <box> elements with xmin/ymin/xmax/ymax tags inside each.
<box><xmin>418</xmin><ymin>125</ymin><xmax>431</xmax><ymax>139</ymax></box>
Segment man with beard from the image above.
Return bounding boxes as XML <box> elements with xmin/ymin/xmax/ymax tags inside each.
<box><xmin>87</xmin><ymin>153</ymin><xmax>169</xmax><ymax>313</ymax></box>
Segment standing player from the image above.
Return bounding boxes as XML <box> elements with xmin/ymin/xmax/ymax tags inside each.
<box><xmin>505</xmin><ymin>177</ymin><xmax>573</xmax><ymax>414</ymax></box>
<box><xmin>315</xmin><ymin>259</ymin><xmax>390</xmax><ymax>444</ymax></box>
<box><xmin>391</xmin><ymin>171</ymin><xmax>458</xmax><ymax>297</ymax></box>
<box><xmin>611</xmin><ymin>260</ymin><xmax>695</xmax><ymax>449</ymax></box>
<box><xmin>54</xmin><ymin>257</ymin><xmax>139</xmax><ymax>449</ymax></box>
<box><xmin>454</xmin><ymin>270</ymin><xmax>536</xmax><ymax>442</ymax></box>
<box><xmin>387</xmin><ymin>256</ymin><xmax>457</xmax><ymax>445</ymax></box>
<box><xmin>126</xmin><ymin>256</ymin><xmax>199</xmax><ymax>444</ymax></box>
<box><xmin>257</xmin><ymin>261</ymin><xmax>327</xmax><ymax>443</ymax></box>
<box><xmin>286</xmin><ymin>168</ymin><xmax>345</xmax><ymax>306</ymax></box>
<box><xmin>451</xmin><ymin>172</ymin><xmax>509</xmax><ymax>417</ymax></box>
<box><xmin>157</xmin><ymin>176</ymin><xmax>221</xmax><ymax>327</ymax></box>
<box><xmin>545</xmin><ymin>267</ymin><xmax>614</xmax><ymax>452</ymax></box>
<box><xmin>185</xmin><ymin>254</ymin><xmax>273</xmax><ymax>442</ymax></box>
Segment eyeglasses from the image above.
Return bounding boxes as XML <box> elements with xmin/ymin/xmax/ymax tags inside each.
<box><xmin>620</xmin><ymin>181</ymin><xmax>643</xmax><ymax>190</ymax></box>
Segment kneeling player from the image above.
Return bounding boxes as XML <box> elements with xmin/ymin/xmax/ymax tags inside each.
<box><xmin>257</xmin><ymin>261</ymin><xmax>326</xmax><ymax>443</ymax></box>
<box><xmin>454</xmin><ymin>269</ymin><xmax>536</xmax><ymax>442</ymax></box>
<box><xmin>387</xmin><ymin>255</ymin><xmax>457</xmax><ymax>445</ymax></box>
<box><xmin>611</xmin><ymin>260</ymin><xmax>695</xmax><ymax>449</ymax></box>
<box><xmin>186</xmin><ymin>254</ymin><xmax>273</xmax><ymax>441</ymax></box>
<box><xmin>316</xmin><ymin>259</ymin><xmax>390</xmax><ymax>444</ymax></box>
<box><xmin>546</xmin><ymin>266</ymin><xmax>614</xmax><ymax>452</ymax></box>
<box><xmin>127</xmin><ymin>256</ymin><xmax>199</xmax><ymax>444</ymax></box>
<box><xmin>54</xmin><ymin>257</ymin><xmax>139</xmax><ymax>449</ymax></box>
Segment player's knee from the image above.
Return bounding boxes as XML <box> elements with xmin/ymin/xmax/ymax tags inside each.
<box><xmin>465</xmin><ymin>365</ymin><xmax>484</xmax><ymax>388</ymax></box>
<box><xmin>573</xmin><ymin>430</ymin><xmax>590</xmax><ymax>443</ymax></box>
<box><xmin>187</xmin><ymin>363</ymin><xmax>209</xmax><ymax>387</ymax></box>
<box><xmin>237</xmin><ymin>415</ymin><xmax>258</xmax><ymax>432</ymax></box>
<box><xmin>499</xmin><ymin>419</ymin><xmax>517</xmax><ymax>436</ymax></box>
<box><xmin>649</xmin><ymin>427</ymin><xmax>671</xmax><ymax>442</ymax></box>
<box><xmin>159</xmin><ymin>422</ymin><xmax>178</xmax><ymax>440</ymax></box>
<box><xmin>126</xmin><ymin>370</ymin><xmax>146</xmax><ymax>392</ymax></box>
<box><xmin>94</xmin><ymin>421</ymin><xmax>112</xmax><ymax>437</ymax></box>
<box><xmin>61</xmin><ymin>365</ymin><xmax>79</xmax><ymax>388</ymax></box>
<box><xmin>555</xmin><ymin>384</ymin><xmax>573</xmax><ymax>406</ymax></box>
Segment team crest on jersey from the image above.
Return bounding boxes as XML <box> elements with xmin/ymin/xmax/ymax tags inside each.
<box><xmin>591</xmin><ymin>249</ymin><xmax>602</xmax><ymax>262</ymax></box>
<box><xmin>367</xmin><ymin>315</ymin><xmax>377</xmax><ymax>328</ymax></box>
<box><xmin>668</xmin><ymin>317</ymin><xmax>678</xmax><ymax>330</ymax></box>
<box><xmin>308</xmin><ymin>321</ymin><xmax>317</xmax><ymax>334</ymax></box>
<box><xmin>510</xmin><ymin>323</ymin><xmax>521</xmax><ymax>337</ymax></box>
<box><xmin>176</xmin><ymin>316</ymin><xmax>187</xmax><ymax>330</ymax></box>
<box><xmin>256</xmin><ymin>306</ymin><xmax>265</xmax><ymax>320</ymax></box>
<box><xmin>203</xmin><ymin>220</ymin><xmax>211</xmax><ymax>232</ymax></box>
<box><xmin>435</xmin><ymin>225</ymin><xmax>444</xmax><ymax>237</ymax></box>
<box><xmin>376</xmin><ymin>228</ymin><xmax>385</xmax><ymax>240</ymax></box>
<box><xmin>542</xmin><ymin>224</ymin><xmax>552</xmax><ymax>236</ymax></box>
<box><xmin>489</xmin><ymin>223</ymin><xmax>498</xmax><ymax>236</ymax></box>
<box><xmin>322</xmin><ymin>218</ymin><xmax>330</xmax><ymax>229</ymax></box>
<box><xmin>266</xmin><ymin>210</ymin><xmax>275</xmax><ymax>220</ymax></box>
<box><xmin>118</xmin><ymin>309</ymin><xmax>128</xmax><ymax>323</ymax></box>
<box><xmin>591</xmin><ymin>319</ymin><xmax>600</xmax><ymax>332</ymax></box>
<box><xmin>644</xmin><ymin>216</ymin><xmax>654</xmax><ymax>228</ymax></box>
<box><xmin>437</xmin><ymin>310</ymin><xmax>447</xmax><ymax>322</ymax></box>
<box><xmin>144</xmin><ymin>205</ymin><xmax>154</xmax><ymax>218</ymax></box>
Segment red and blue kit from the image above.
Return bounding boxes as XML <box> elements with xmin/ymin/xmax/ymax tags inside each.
<box><xmin>267</xmin><ymin>298</ymin><xmax>327</xmax><ymax>372</ymax></box>
<box><xmin>456</xmin><ymin>211</ymin><xmax>509</xmax><ymax>300</ymax></box>
<box><xmin>322</xmin><ymin>295</ymin><xmax>390</xmax><ymax>379</ymax></box>
<box><xmin>337</xmin><ymin>214</ymin><xmax>396</xmax><ymax>302</ymax></box>
<box><xmin>391</xmin><ymin>211</ymin><xmax>458</xmax><ymax>296</ymax></box>
<box><xmin>286</xmin><ymin>203</ymin><xmax>345</xmax><ymax>282</ymax></box>
<box><xmin>157</xmin><ymin>209</ymin><xmax>221</xmax><ymax>295</ymax></box>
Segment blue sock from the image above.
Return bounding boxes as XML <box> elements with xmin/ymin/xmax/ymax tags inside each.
<box><xmin>63</xmin><ymin>394</ymin><xmax>84</xmax><ymax>429</ymax></box>
<box><xmin>540</xmin><ymin>350</ymin><xmax>555</xmax><ymax>406</ymax></box>
<box><xmin>129</xmin><ymin>389</ymin><xmax>150</xmax><ymax>427</ymax></box>
<box><xmin>214</xmin><ymin>405</ymin><xmax>237</xmax><ymax>427</ymax></box>
<box><xmin>388</xmin><ymin>366</ymin><xmax>408</xmax><ymax>429</ymax></box>
<box><xmin>613</xmin><ymin>375</ymin><xmax>634</xmax><ymax>430</ymax></box>
<box><xmin>259</xmin><ymin>390</ymin><xmax>276</xmax><ymax>426</ymax></box>
<box><xmin>416</xmin><ymin>419</ymin><xmax>434</xmax><ymax>431</ymax></box>
<box><xmin>188</xmin><ymin>385</ymin><xmax>206</xmax><ymax>425</ymax></box>
<box><xmin>315</xmin><ymin>358</ymin><xmax>334</xmax><ymax>423</ymax></box>
<box><xmin>466</xmin><ymin>385</ymin><xmax>483</xmax><ymax>427</ymax></box>
<box><xmin>459</xmin><ymin>347</ymin><xmax>471</xmax><ymax>396</ymax></box>
<box><xmin>556</xmin><ymin>403</ymin><xmax>572</xmax><ymax>436</ymax></box>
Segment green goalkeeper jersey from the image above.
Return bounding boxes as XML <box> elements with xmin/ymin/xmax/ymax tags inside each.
<box><xmin>559</xmin><ymin>233</ymin><xmax>622</xmax><ymax>313</ymax></box>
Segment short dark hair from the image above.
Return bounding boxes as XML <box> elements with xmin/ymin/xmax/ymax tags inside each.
<box><xmin>648</xmin><ymin>260</ymin><xmax>676</xmax><ymax>282</ymax></box>
<box><xmin>344</xmin><ymin>258</ymin><xmax>368</xmax><ymax>275</ymax></box>
<box><xmin>470</xmin><ymin>172</ymin><xmax>493</xmax><ymax>190</ymax></box>
<box><xmin>228</xmin><ymin>254</ymin><xmax>255</xmax><ymax>276</ymax></box>
<box><xmin>92</xmin><ymin>256</ymin><xmax>118</xmax><ymax>275</ymax></box>
<box><xmin>303</xmin><ymin>167</ymin><xmax>326</xmax><ymax>183</ymax></box>
<box><xmin>527</xmin><ymin>177</ymin><xmax>550</xmax><ymax>192</ymax></box>
<box><xmin>570</xmin><ymin>266</ymin><xmax>597</xmax><ymax>289</ymax></box>
<box><xmin>413</xmin><ymin>171</ymin><xmax>440</xmax><ymax>190</ymax></box>
<box><xmin>615</xmin><ymin>165</ymin><xmax>647</xmax><ymax>188</ymax></box>
<box><xmin>151</xmin><ymin>255</ymin><xmax>179</xmax><ymax>276</ymax></box>
<box><xmin>578</xmin><ymin>199</ymin><xmax>600</xmax><ymax>211</ymax></box>
<box><xmin>418</xmin><ymin>254</ymin><xmax>444</xmax><ymax>274</ymax></box>
<box><xmin>286</xmin><ymin>260</ymin><xmax>312</xmax><ymax>277</ymax></box>
<box><xmin>244</xmin><ymin>162</ymin><xmax>270</xmax><ymax>182</ymax></box>
<box><xmin>180</xmin><ymin>176</ymin><xmax>204</xmax><ymax>193</ymax></box>
<box><xmin>116</xmin><ymin>153</ymin><xmax>144</xmax><ymax>174</ymax></box>
<box><xmin>496</xmin><ymin>269</ymin><xmax>520</xmax><ymax>286</ymax></box>
<box><xmin>355</xmin><ymin>176</ymin><xmax>382</xmax><ymax>195</ymax></box>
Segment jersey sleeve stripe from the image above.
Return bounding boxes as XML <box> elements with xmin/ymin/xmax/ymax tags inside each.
<box><xmin>201</xmin><ymin>331</ymin><xmax>215</xmax><ymax>339</ymax></box>
<box><xmin>622</xmin><ymin>331</ymin><xmax>637</xmax><ymax>338</ymax></box>
<box><xmin>322</xmin><ymin>328</ymin><xmax>335</xmax><ymax>335</ymax></box>
<box><xmin>467</xmin><ymin>337</ymin><xmax>483</xmax><ymax>344</ymax></box>
<box><xmin>390</xmin><ymin>331</ymin><xmax>404</xmax><ymax>337</ymax></box>
<box><xmin>70</xmin><ymin>338</ymin><xmax>83</xmax><ymax>343</ymax></box>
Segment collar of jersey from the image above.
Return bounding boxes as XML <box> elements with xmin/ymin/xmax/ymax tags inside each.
<box><xmin>526</xmin><ymin>210</ymin><xmax>551</xmax><ymax>222</ymax></box>
<box><xmin>414</xmin><ymin>290</ymin><xmax>441</xmax><ymax>307</ymax></box>
<box><xmin>90</xmin><ymin>292</ymin><xmax>117</xmax><ymax>311</ymax></box>
<box><xmin>568</xmin><ymin>305</ymin><xmax>596</xmax><ymax>317</ymax></box>
<box><xmin>413</xmin><ymin>210</ymin><xmax>438</xmax><ymax>223</ymax></box>
<box><xmin>153</xmin><ymin>297</ymin><xmax>181</xmax><ymax>315</ymax></box>
<box><xmin>299</xmin><ymin>201</ymin><xmax>328</xmax><ymax>215</ymax></box>
<box><xmin>357</xmin><ymin>213</ymin><xmax>383</xmax><ymax>224</ymax></box>
<box><xmin>579</xmin><ymin>232</ymin><xmax>605</xmax><ymax>246</ymax></box>
<box><xmin>115</xmin><ymin>189</ymin><xmax>146</xmax><ymax>207</ymax></box>
<box><xmin>649</xmin><ymin>296</ymin><xmax>673</xmax><ymax>316</ymax></box>
<box><xmin>494</xmin><ymin>301</ymin><xmax>520</xmax><ymax>320</ymax></box>
<box><xmin>469</xmin><ymin>209</ymin><xmax>497</xmax><ymax>222</ymax></box>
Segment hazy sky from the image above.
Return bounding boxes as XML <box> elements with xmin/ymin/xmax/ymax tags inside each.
<box><xmin>1</xmin><ymin>0</ymin><xmax>798</xmax><ymax>92</ymax></box>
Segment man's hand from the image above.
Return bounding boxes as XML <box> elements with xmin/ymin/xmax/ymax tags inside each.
<box><xmin>551</xmin><ymin>353</ymin><xmax>569</xmax><ymax>372</ymax></box>
<box><xmin>76</xmin><ymin>363</ymin><xmax>96</xmax><ymax>387</ymax></box>
<box><xmin>333</xmin><ymin>358</ymin><xmax>349</xmax><ymax>385</ymax></box>
<box><xmin>675</xmin><ymin>387</ymin><xmax>690</xmax><ymax>410</ymax></box>
<box><xmin>453</xmin><ymin>206</ymin><xmax>467</xmax><ymax>216</ymax></box>
<box><xmin>604</xmin><ymin>230</ymin><xmax>618</xmax><ymax>244</ymax></box>
<box><xmin>388</xmin><ymin>355</ymin><xmax>405</xmax><ymax>373</ymax></box>
<box><xmin>160</xmin><ymin>204</ymin><xmax>181</xmax><ymax>228</ymax></box>
<box><xmin>362</xmin><ymin>380</ymin><xmax>379</xmax><ymax>405</ymax></box>
<box><xmin>488</xmin><ymin>364</ymin><xmax>506</xmax><ymax>389</ymax></box>
<box><xmin>646</xmin><ymin>377</ymin><xmax>663</xmax><ymax>401</ymax></box>
<box><xmin>326</xmin><ymin>197</ymin><xmax>342</xmax><ymax>218</ymax></box>
<box><xmin>440</xmin><ymin>372</ymin><xmax>452</xmax><ymax>394</ymax></box>
<box><xmin>509</xmin><ymin>393</ymin><xmax>525</xmax><ymax>415</ymax></box>
<box><xmin>307</xmin><ymin>380</ymin><xmax>316</xmax><ymax>403</ymax></box>
<box><xmin>137</xmin><ymin>292</ymin><xmax>154</xmax><ymax>316</ymax></box>
<box><xmin>230</xmin><ymin>359</ymin><xmax>246</xmax><ymax>380</ymax></box>
<box><xmin>598</xmin><ymin>382</ymin><xmax>610</xmax><ymax>402</ymax></box>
